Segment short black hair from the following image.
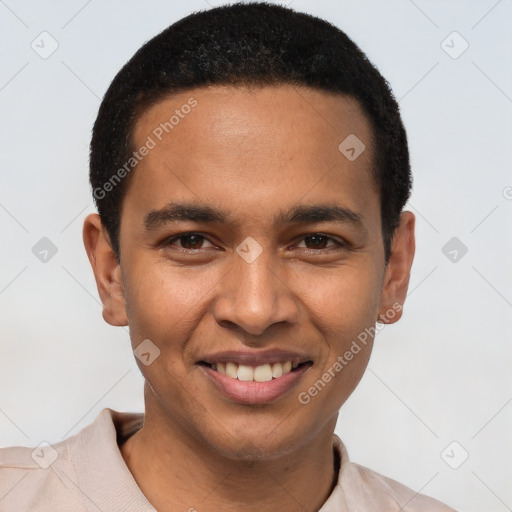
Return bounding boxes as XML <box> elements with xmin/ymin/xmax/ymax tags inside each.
<box><xmin>89</xmin><ymin>2</ymin><xmax>411</xmax><ymax>264</ymax></box>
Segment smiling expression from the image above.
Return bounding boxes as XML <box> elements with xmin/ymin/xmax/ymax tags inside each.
<box><xmin>87</xmin><ymin>84</ymin><xmax>411</xmax><ymax>460</ymax></box>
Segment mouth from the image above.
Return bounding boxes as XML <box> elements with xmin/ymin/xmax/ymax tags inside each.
<box><xmin>198</xmin><ymin>360</ymin><xmax>312</xmax><ymax>382</ymax></box>
<box><xmin>197</xmin><ymin>358</ymin><xmax>313</xmax><ymax>405</ymax></box>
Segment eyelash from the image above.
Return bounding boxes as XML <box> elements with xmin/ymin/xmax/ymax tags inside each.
<box><xmin>163</xmin><ymin>232</ymin><xmax>346</xmax><ymax>254</ymax></box>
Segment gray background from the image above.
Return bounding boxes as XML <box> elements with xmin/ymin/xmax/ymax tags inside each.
<box><xmin>1</xmin><ymin>1</ymin><xmax>511</xmax><ymax>511</ymax></box>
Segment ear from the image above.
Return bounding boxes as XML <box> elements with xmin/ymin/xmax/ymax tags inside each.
<box><xmin>83</xmin><ymin>213</ymin><xmax>128</xmax><ymax>327</ymax></box>
<box><xmin>377</xmin><ymin>211</ymin><xmax>415</xmax><ymax>324</ymax></box>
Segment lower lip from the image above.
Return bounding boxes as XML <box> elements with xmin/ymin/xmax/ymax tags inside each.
<box><xmin>199</xmin><ymin>364</ymin><xmax>311</xmax><ymax>405</ymax></box>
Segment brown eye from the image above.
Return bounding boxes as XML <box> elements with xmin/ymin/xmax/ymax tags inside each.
<box><xmin>167</xmin><ymin>233</ymin><xmax>214</xmax><ymax>250</ymax></box>
<box><xmin>303</xmin><ymin>235</ymin><xmax>330</xmax><ymax>249</ymax></box>
<box><xmin>296</xmin><ymin>234</ymin><xmax>344</xmax><ymax>251</ymax></box>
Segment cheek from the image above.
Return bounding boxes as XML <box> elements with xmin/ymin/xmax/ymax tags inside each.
<box><xmin>123</xmin><ymin>259</ymin><xmax>221</xmax><ymax>344</ymax></box>
<box><xmin>123</xmin><ymin>261</ymin><xmax>215</xmax><ymax>396</ymax></box>
<box><xmin>302</xmin><ymin>260</ymin><xmax>381</xmax><ymax>340</ymax></box>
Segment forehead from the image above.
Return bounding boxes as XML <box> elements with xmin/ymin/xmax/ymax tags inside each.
<box><xmin>126</xmin><ymin>84</ymin><xmax>378</xmax><ymax>231</ymax></box>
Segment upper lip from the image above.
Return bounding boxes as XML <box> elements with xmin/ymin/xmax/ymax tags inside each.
<box><xmin>198</xmin><ymin>349</ymin><xmax>312</xmax><ymax>366</ymax></box>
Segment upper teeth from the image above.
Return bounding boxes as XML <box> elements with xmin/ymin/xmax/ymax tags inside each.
<box><xmin>213</xmin><ymin>361</ymin><xmax>299</xmax><ymax>382</ymax></box>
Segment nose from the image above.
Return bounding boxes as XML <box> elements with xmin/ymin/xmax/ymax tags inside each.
<box><xmin>212</xmin><ymin>245</ymin><xmax>299</xmax><ymax>337</ymax></box>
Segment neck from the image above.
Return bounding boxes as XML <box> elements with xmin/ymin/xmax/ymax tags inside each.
<box><xmin>120</xmin><ymin>401</ymin><xmax>340</xmax><ymax>512</ymax></box>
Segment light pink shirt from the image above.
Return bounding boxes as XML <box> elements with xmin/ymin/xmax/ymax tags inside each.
<box><xmin>0</xmin><ymin>408</ymin><xmax>456</xmax><ymax>511</ymax></box>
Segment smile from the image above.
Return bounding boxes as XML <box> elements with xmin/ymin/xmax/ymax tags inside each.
<box><xmin>198</xmin><ymin>359</ymin><xmax>313</xmax><ymax>404</ymax></box>
<box><xmin>201</xmin><ymin>361</ymin><xmax>308</xmax><ymax>382</ymax></box>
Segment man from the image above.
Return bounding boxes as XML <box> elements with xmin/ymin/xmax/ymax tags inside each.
<box><xmin>0</xmin><ymin>3</ymin><xmax>456</xmax><ymax>511</ymax></box>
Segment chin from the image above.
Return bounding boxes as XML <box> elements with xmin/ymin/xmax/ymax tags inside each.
<box><xmin>201</xmin><ymin>420</ymin><xmax>313</xmax><ymax>463</ymax></box>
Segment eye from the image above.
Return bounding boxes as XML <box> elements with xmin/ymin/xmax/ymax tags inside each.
<box><xmin>294</xmin><ymin>234</ymin><xmax>345</xmax><ymax>251</ymax></box>
<box><xmin>165</xmin><ymin>232</ymin><xmax>215</xmax><ymax>251</ymax></box>
<box><xmin>162</xmin><ymin>232</ymin><xmax>346</xmax><ymax>254</ymax></box>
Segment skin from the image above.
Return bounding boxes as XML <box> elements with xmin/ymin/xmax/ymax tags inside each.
<box><xmin>83</xmin><ymin>84</ymin><xmax>415</xmax><ymax>512</ymax></box>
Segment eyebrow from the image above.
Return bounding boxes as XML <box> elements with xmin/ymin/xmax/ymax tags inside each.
<box><xmin>143</xmin><ymin>201</ymin><xmax>366</xmax><ymax>233</ymax></box>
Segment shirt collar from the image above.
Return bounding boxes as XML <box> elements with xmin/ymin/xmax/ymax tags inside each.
<box><xmin>65</xmin><ymin>408</ymin><xmax>154</xmax><ymax>512</ymax></box>
<box><xmin>65</xmin><ymin>408</ymin><xmax>349</xmax><ymax>512</ymax></box>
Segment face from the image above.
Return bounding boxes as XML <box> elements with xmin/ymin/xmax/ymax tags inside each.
<box><xmin>84</xmin><ymin>85</ymin><xmax>414</xmax><ymax>460</ymax></box>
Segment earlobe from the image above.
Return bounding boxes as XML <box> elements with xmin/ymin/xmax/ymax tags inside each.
<box><xmin>83</xmin><ymin>213</ymin><xmax>128</xmax><ymax>327</ymax></box>
<box><xmin>377</xmin><ymin>211</ymin><xmax>415</xmax><ymax>325</ymax></box>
